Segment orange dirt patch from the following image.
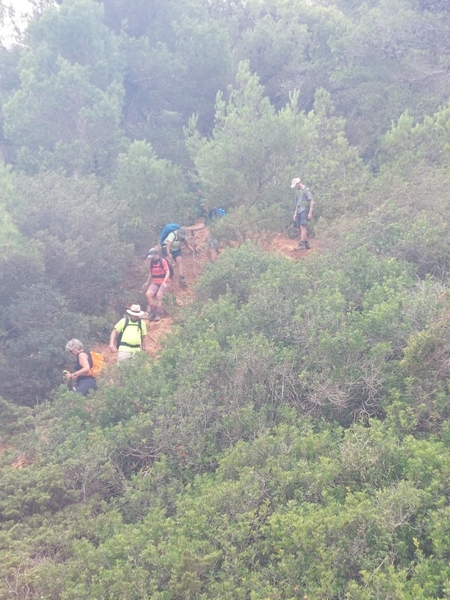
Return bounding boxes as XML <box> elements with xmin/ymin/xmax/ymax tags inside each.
<box><xmin>265</xmin><ymin>232</ymin><xmax>321</xmax><ymax>259</ymax></box>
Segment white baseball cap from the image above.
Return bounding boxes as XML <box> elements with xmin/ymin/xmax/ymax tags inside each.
<box><xmin>291</xmin><ymin>177</ymin><xmax>302</xmax><ymax>188</ymax></box>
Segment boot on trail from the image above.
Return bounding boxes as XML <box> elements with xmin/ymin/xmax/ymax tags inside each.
<box><xmin>294</xmin><ymin>241</ymin><xmax>311</xmax><ymax>251</ymax></box>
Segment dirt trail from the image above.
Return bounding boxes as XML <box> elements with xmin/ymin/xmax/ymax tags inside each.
<box><xmin>93</xmin><ymin>226</ymin><xmax>317</xmax><ymax>363</ymax></box>
<box><xmin>94</xmin><ymin>223</ymin><xmax>211</xmax><ymax>362</ymax></box>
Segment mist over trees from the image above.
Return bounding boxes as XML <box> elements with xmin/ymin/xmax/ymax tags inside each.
<box><xmin>1</xmin><ymin>0</ymin><xmax>450</xmax><ymax>597</ymax></box>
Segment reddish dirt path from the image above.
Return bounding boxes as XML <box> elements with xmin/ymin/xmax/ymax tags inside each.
<box><xmin>265</xmin><ymin>232</ymin><xmax>321</xmax><ymax>259</ymax></box>
<box><xmin>94</xmin><ymin>223</ymin><xmax>212</xmax><ymax>361</ymax></box>
<box><xmin>93</xmin><ymin>225</ymin><xmax>317</xmax><ymax>363</ymax></box>
<box><xmin>94</xmin><ymin>226</ymin><xmax>319</xmax><ymax>363</ymax></box>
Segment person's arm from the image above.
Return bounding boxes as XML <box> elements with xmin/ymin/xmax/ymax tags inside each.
<box><xmin>184</xmin><ymin>233</ymin><xmax>197</xmax><ymax>253</ymax></box>
<box><xmin>162</xmin><ymin>259</ymin><xmax>171</xmax><ymax>283</ymax></box>
<box><xmin>69</xmin><ymin>352</ymin><xmax>91</xmax><ymax>379</ymax></box>
<box><xmin>109</xmin><ymin>328</ymin><xmax>119</xmax><ymax>352</ymax></box>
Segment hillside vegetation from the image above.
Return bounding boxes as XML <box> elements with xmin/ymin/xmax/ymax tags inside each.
<box><xmin>1</xmin><ymin>0</ymin><xmax>450</xmax><ymax>598</ymax></box>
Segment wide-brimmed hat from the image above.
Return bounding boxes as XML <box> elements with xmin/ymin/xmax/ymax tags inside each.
<box><xmin>147</xmin><ymin>247</ymin><xmax>159</xmax><ymax>258</ymax></box>
<box><xmin>177</xmin><ymin>226</ymin><xmax>188</xmax><ymax>239</ymax></box>
<box><xmin>291</xmin><ymin>177</ymin><xmax>302</xmax><ymax>188</ymax></box>
<box><xmin>126</xmin><ymin>304</ymin><xmax>145</xmax><ymax>317</ymax></box>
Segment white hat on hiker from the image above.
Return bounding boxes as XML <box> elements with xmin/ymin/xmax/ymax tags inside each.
<box><xmin>147</xmin><ymin>247</ymin><xmax>159</xmax><ymax>258</ymax></box>
<box><xmin>291</xmin><ymin>177</ymin><xmax>302</xmax><ymax>188</ymax></box>
<box><xmin>126</xmin><ymin>304</ymin><xmax>145</xmax><ymax>317</ymax></box>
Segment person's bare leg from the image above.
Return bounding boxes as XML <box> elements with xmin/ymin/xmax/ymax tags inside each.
<box><xmin>145</xmin><ymin>287</ymin><xmax>157</xmax><ymax>318</ymax></box>
<box><xmin>175</xmin><ymin>255</ymin><xmax>184</xmax><ymax>277</ymax></box>
<box><xmin>300</xmin><ymin>224</ymin><xmax>308</xmax><ymax>243</ymax></box>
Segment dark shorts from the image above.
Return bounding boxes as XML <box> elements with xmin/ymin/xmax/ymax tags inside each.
<box><xmin>75</xmin><ymin>377</ymin><xmax>97</xmax><ymax>397</ymax></box>
<box><xmin>295</xmin><ymin>210</ymin><xmax>308</xmax><ymax>227</ymax></box>
<box><xmin>162</xmin><ymin>246</ymin><xmax>182</xmax><ymax>260</ymax></box>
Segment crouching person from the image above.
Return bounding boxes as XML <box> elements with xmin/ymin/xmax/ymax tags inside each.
<box><xmin>65</xmin><ymin>339</ymin><xmax>97</xmax><ymax>396</ymax></box>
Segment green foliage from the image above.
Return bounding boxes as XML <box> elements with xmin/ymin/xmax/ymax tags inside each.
<box><xmin>112</xmin><ymin>140</ymin><xmax>192</xmax><ymax>250</ymax></box>
<box><xmin>194</xmin><ymin>241</ymin><xmax>278</xmax><ymax>303</ymax></box>
<box><xmin>3</xmin><ymin>0</ymin><xmax>125</xmax><ymax>176</ymax></box>
<box><xmin>0</xmin><ymin>397</ymin><xmax>32</xmax><ymax>442</ymax></box>
<box><xmin>0</xmin><ymin>283</ymin><xmax>92</xmax><ymax>405</ymax></box>
<box><xmin>9</xmin><ymin>172</ymin><xmax>133</xmax><ymax>314</ymax></box>
<box><xmin>187</xmin><ymin>63</ymin><xmax>368</xmax><ymax>225</ymax></box>
<box><xmin>208</xmin><ymin>203</ymin><xmax>287</xmax><ymax>245</ymax></box>
<box><xmin>186</xmin><ymin>61</ymin><xmax>303</xmax><ymax>209</ymax></box>
<box><xmin>5</xmin><ymin>412</ymin><xmax>450</xmax><ymax>598</ymax></box>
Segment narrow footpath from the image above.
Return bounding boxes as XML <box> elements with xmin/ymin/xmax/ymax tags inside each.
<box><xmin>93</xmin><ymin>226</ymin><xmax>319</xmax><ymax>362</ymax></box>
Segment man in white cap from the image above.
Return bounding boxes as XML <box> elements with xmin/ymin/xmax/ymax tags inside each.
<box><xmin>109</xmin><ymin>304</ymin><xmax>147</xmax><ymax>362</ymax></box>
<box><xmin>161</xmin><ymin>226</ymin><xmax>195</xmax><ymax>286</ymax></box>
<box><xmin>291</xmin><ymin>177</ymin><xmax>315</xmax><ymax>250</ymax></box>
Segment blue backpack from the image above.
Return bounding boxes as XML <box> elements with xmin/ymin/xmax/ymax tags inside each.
<box><xmin>160</xmin><ymin>223</ymin><xmax>180</xmax><ymax>245</ymax></box>
<box><xmin>208</xmin><ymin>208</ymin><xmax>226</xmax><ymax>220</ymax></box>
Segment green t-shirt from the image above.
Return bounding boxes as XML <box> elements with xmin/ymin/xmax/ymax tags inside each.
<box><xmin>294</xmin><ymin>187</ymin><xmax>314</xmax><ymax>212</ymax></box>
<box><xmin>114</xmin><ymin>317</ymin><xmax>147</xmax><ymax>352</ymax></box>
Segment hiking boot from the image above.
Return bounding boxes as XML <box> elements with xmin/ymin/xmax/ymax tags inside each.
<box><xmin>153</xmin><ymin>313</ymin><xmax>161</xmax><ymax>322</ymax></box>
<box><xmin>148</xmin><ymin>309</ymin><xmax>157</xmax><ymax>320</ymax></box>
<box><xmin>296</xmin><ymin>241</ymin><xmax>311</xmax><ymax>250</ymax></box>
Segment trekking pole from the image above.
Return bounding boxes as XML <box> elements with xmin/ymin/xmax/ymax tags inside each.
<box><xmin>191</xmin><ymin>232</ymin><xmax>197</xmax><ymax>277</ymax></box>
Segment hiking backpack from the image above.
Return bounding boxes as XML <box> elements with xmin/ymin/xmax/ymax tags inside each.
<box><xmin>208</xmin><ymin>207</ymin><xmax>226</xmax><ymax>220</ymax></box>
<box><xmin>88</xmin><ymin>351</ymin><xmax>105</xmax><ymax>378</ymax></box>
<box><xmin>115</xmin><ymin>317</ymin><xmax>143</xmax><ymax>349</ymax></box>
<box><xmin>159</xmin><ymin>257</ymin><xmax>174</xmax><ymax>279</ymax></box>
<box><xmin>151</xmin><ymin>256</ymin><xmax>174</xmax><ymax>279</ymax></box>
<box><xmin>160</xmin><ymin>223</ymin><xmax>180</xmax><ymax>245</ymax></box>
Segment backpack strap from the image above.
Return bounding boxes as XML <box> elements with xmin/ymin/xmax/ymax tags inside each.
<box><xmin>159</xmin><ymin>257</ymin><xmax>173</xmax><ymax>278</ymax></box>
<box><xmin>117</xmin><ymin>317</ymin><xmax>144</xmax><ymax>348</ymax></box>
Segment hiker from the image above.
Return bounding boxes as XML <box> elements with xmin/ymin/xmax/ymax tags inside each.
<box><xmin>109</xmin><ymin>304</ymin><xmax>147</xmax><ymax>362</ymax></box>
<box><xmin>65</xmin><ymin>339</ymin><xmax>97</xmax><ymax>396</ymax></box>
<box><xmin>201</xmin><ymin>203</ymin><xmax>226</xmax><ymax>263</ymax></box>
<box><xmin>291</xmin><ymin>177</ymin><xmax>315</xmax><ymax>250</ymax></box>
<box><xmin>161</xmin><ymin>226</ymin><xmax>195</xmax><ymax>285</ymax></box>
<box><xmin>142</xmin><ymin>247</ymin><xmax>171</xmax><ymax>321</ymax></box>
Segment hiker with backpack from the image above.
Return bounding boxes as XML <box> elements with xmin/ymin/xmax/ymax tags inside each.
<box><xmin>160</xmin><ymin>225</ymin><xmax>195</xmax><ymax>286</ymax></box>
<box><xmin>65</xmin><ymin>339</ymin><xmax>98</xmax><ymax>396</ymax></box>
<box><xmin>142</xmin><ymin>247</ymin><xmax>172</xmax><ymax>321</ymax></box>
<box><xmin>291</xmin><ymin>177</ymin><xmax>315</xmax><ymax>250</ymax></box>
<box><xmin>109</xmin><ymin>304</ymin><xmax>147</xmax><ymax>362</ymax></box>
